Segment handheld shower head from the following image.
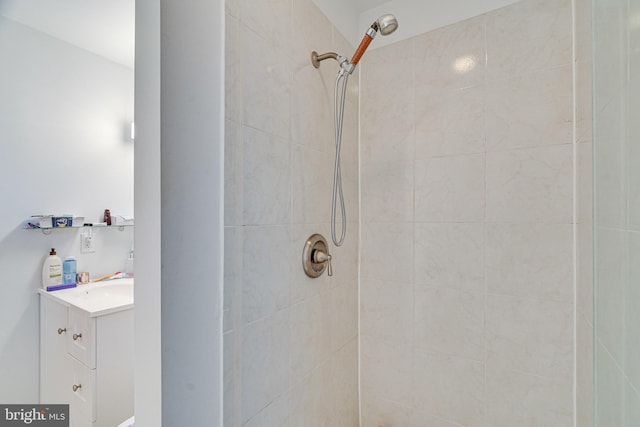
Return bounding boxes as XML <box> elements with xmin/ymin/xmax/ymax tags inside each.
<box><xmin>350</xmin><ymin>14</ymin><xmax>398</xmax><ymax>66</ymax></box>
<box><xmin>376</xmin><ymin>14</ymin><xmax>399</xmax><ymax>36</ymax></box>
<box><xmin>309</xmin><ymin>14</ymin><xmax>398</xmax><ymax>73</ymax></box>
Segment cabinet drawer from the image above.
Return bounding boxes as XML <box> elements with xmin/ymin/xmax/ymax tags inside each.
<box><xmin>69</xmin><ymin>355</ymin><xmax>96</xmax><ymax>422</ymax></box>
<box><xmin>68</xmin><ymin>307</ymin><xmax>96</xmax><ymax>368</ymax></box>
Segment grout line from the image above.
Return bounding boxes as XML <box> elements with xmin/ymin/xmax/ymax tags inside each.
<box><xmin>571</xmin><ymin>0</ymin><xmax>578</xmax><ymax>425</ymax></box>
<box><xmin>357</xmin><ymin>42</ymin><xmax>363</xmax><ymax>427</ymax></box>
<box><xmin>410</xmin><ymin>36</ymin><xmax>418</xmax><ymax>422</ymax></box>
<box><xmin>483</xmin><ymin>12</ymin><xmax>489</xmax><ymax>427</ymax></box>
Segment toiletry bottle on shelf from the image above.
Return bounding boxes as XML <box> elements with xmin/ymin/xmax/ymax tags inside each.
<box><xmin>63</xmin><ymin>256</ymin><xmax>77</xmax><ymax>285</ymax></box>
<box><xmin>42</xmin><ymin>248</ymin><xmax>62</xmax><ymax>289</ymax></box>
<box><xmin>124</xmin><ymin>249</ymin><xmax>134</xmax><ymax>278</ymax></box>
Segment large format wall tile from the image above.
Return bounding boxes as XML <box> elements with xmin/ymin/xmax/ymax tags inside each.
<box><xmin>331</xmin><ymin>339</ymin><xmax>359</xmax><ymax>427</ymax></box>
<box><xmin>361</xmin><ymin>222</ymin><xmax>414</xmax><ymax>283</ymax></box>
<box><xmin>414</xmin><ymin>222</ymin><xmax>485</xmax><ymax>293</ymax></box>
<box><xmin>241</xmin><ymin>26</ymin><xmax>291</xmax><ymax>139</ymax></box>
<box><xmin>486</xmin><ymin>66</ymin><xmax>573</xmax><ymax>151</ymax></box>
<box><xmin>241</xmin><ymin>310</ymin><xmax>290</xmax><ymax>423</ymax></box>
<box><xmin>360</xmin><ymin>279</ymin><xmax>414</xmax><ymax>344</ymax></box>
<box><xmin>242</xmin><ymin>393</ymin><xmax>290</xmax><ymax>427</ymax></box>
<box><xmin>485</xmin><ymin>365</ymin><xmax>573</xmax><ymax>426</ymax></box>
<box><xmin>414</xmin><ymin>286</ymin><xmax>485</xmax><ymax>361</ymax></box>
<box><xmin>291</xmin><ymin>60</ymin><xmax>333</xmax><ymax>153</ymax></box>
<box><xmin>226</xmin><ymin>15</ymin><xmax>240</xmax><ymax>122</ymax></box>
<box><xmin>486</xmin><ymin>0</ymin><xmax>573</xmax><ymax>80</ymax></box>
<box><xmin>292</xmin><ymin>0</ymin><xmax>332</xmax><ymax>66</ymax></box>
<box><xmin>576</xmin><ymin>309</ymin><xmax>594</xmax><ymax>427</ymax></box>
<box><xmin>361</xmin><ymin>40</ymin><xmax>415</xmax><ymax>166</ymax></box>
<box><xmin>486</xmin><ymin>144</ymin><xmax>573</xmax><ymax>223</ymax></box>
<box><xmin>290</xmin><ymin>291</ymin><xmax>332</xmax><ymax>379</ymax></box>
<box><xmin>242</xmin><ymin>126</ymin><xmax>290</xmax><ymax>226</ymax></box>
<box><xmin>361</xmin><ymin>158</ymin><xmax>414</xmax><ymax>223</ymax></box>
<box><xmin>361</xmin><ymin>335</ymin><xmax>414</xmax><ymax>405</ymax></box>
<box><xmin>240</xmin><ymin>0</ymin><xmax>291</xmax><ymax>52</ymax></box>
<box><xmin>595</xmin><ymin>343</ymin><xmax>624</xmax><ymax>427</ymax></box>
<box><xmin>486</xmin><ymin>223</ymin><xmax>573</xmax><ymax>302</ymax></box>
<box><xmin>415</xmin><ymin>153</ymin><xmax>485</xmax><ymax>222</ymax></box>
<box><xmin>289</xmin><ymin>362</ymin><xmax>334</xmax><ymax>426</ymax></box>
<box><xmin>415</xmin><ymin>85</ymin><xmax>486</xmax><ymax>159</ymax></box>
<box><xmin>242</xmin><ymin>226</ymin><xmax>290</xmax><ymax>324</ymax></box>
<box><xmin>291</xmin><ymin>144</ymin><xmax>333</xmax><ymax>224</ymax></box>
<box><xmin>595</xmin><ymin>227</ymin><xmax>626</xmax><ymax>365</ymax></box>
<box><xmin>626</xmin><ymin>232</ymin><xmax>640</xmax><ymax>391</ymax></box>
<box><xmin>361</xmin><ymin>393</ymin><xmax>413</xmax><ymax>427</ymax></box>
<box><xmin>486</xmin><ymin>295</ymin><xmax>573</xmax><ymax>379</ymax></box>
<box><xmin>414</xmin><ymin>15</ymin><xmax>486</xmax><ymax>90</ymax></box>
<box><xmin>225</xmin><ymin>120</ymin><xmax>242</xmax><ymax>226</ymax></box>
<box><xmin>413</xmin><ymin>351</ymin><xmax>485</xmax><ymax>427</ymax></box>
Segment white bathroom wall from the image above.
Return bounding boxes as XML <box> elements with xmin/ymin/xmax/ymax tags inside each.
<box><xmin>0</xmin><ymin>16</ymin><xmax>134</xmax><ymax>402</ymax></box>
<box><xmin>224</xmin><ymin>0</ymin><xmax>360</xmax><ymax>425</ymax></box>
<box><xmin>159</xmin><ymin>0</ymin><xmax>225</xmax><ymax>424</ymax></box>
<box><xmin>134</xmin><ymin>0</ymin><xmax>162</xmax><ymax>424</ymax></box>
<box><xmin>359</xmin><ymin>0</ymin><xmax>576</xmax><ymax>424</ymax></box>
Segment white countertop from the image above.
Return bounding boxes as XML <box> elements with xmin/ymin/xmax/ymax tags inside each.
<box><xmin>38</xmin><ymin>278</ymin><xmax>134</xmax><ymax>317</ymax></box>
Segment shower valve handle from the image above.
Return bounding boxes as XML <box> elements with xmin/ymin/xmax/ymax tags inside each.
<box><xmin>313</xmin><ymin>250</ymin><xmax>333</xmax><ymax>277</ymax></box>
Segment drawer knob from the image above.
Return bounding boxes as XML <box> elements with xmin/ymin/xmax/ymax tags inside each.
<box><xmin>57</xmin><ymin>328</ymin><xmax>66</xmax><ymax>335</ymax></box>
<box><xmin>73</xmin><ymin>333</ymin><xmax>82</xmax><ymax>341</ymax></box>
<box><xmin>72</xmin><ymin>384</ymin><xmax>82</xmax><ymax>392</ymax></box>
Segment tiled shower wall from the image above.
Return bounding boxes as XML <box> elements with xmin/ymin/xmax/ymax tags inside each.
<box><xmin>593</xmin><ymin>0</ymin><xmax>640</xmax><ymax>424</ymax></box>
<box><xmin>223</xmin><ymin>0</ymin><xmax>359</xmax><ymax>425</ymax></box>
<box><xmin>359</xmin><ymin>0</ymin><xmax>577</xmax><ymax>425</ymax></box>
<box><xmin>576</xmin><ymin>0</ymin><xmax>593</xmax><ymax>424</ymax></box>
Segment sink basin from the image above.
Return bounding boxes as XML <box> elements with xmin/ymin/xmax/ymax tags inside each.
<box><xmin>39</xmin><ymin>278</ymin><xmax>134</xmax><ymax>317</ymax></box>
<box><xmin>74</xmin><ymin>281</ymin><xmax>133</xmax><ymax>299</ymax></box>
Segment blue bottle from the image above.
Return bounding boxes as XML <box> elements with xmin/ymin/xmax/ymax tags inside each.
<box><xmin>63</xmin><ymin>257</ymin><xmax>77</xmax><ymax>284</ymax></box>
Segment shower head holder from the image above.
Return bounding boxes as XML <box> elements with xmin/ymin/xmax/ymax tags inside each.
<box><xmin>311</xmin><ymin>51</ymin><xmax>354</xmax><ymax>74</ymax></box>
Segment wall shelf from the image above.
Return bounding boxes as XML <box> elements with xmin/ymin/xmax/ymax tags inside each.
<box><xmin>23</xmin><ymin>225</ymin><xmax>133</xmax><ymax>235</ymax></box>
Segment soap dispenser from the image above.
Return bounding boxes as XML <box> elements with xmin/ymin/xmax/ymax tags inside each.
<box><xmin>42</xmin><ymin>248</ymin><xmax>63</xmax><ymax>289</ymax></box>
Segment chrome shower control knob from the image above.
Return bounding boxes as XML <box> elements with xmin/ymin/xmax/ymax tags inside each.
<box><xmin>313</xmin><ymin>250</ymin><xmax>333</xmax><ymax>277</ymax></box>
<box><xmin>302</xmin><ymin>234</ymin><xmax>334</xmax><ymax>278</ymax></box>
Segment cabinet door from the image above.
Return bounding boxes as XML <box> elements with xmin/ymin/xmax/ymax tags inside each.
<box><xmin>40</xmin><ymin>297</ymin><xmax>71</xmax><ymax>404</ymax></box>
<box><xmin>68</xmin><ymin>307</ymin><xmax>96</xmax><ymax>368</ymax></box>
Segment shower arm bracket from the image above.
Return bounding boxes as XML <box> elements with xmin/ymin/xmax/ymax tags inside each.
<box><xmin>311</xmin><ymin>51</ymin><xmax>355</xmax><ymax>74</ymax></box>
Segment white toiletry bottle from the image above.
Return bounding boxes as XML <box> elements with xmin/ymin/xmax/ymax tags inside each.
<box><xmin>42</xmin><ymin>248</ymin><xmax>63</xmax><ymax>289</ymax></box>
<box><xmin>124</xmin><ymin>249</ymin><xmax>134</xmax><ymax>278</ymax></box>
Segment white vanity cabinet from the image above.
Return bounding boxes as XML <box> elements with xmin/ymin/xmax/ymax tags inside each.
<box><xmin>40</xmin><ymin>293</ymin><xmax>134</xmax><ymax>427</ymax></box>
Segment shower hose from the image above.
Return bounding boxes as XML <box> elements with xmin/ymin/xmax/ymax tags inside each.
<box><xmin>331</xmin><ymin>69</ymin><xmax>349</xmax><ymax>247</ymax></box>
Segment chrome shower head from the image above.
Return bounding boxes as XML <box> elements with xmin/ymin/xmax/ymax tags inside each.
<box><xmin>350</xmin><ymin>14</ymin><xmax>399</xmax><ymax>66</ymax></box>
<box><xmin>376</xmin><ymin>14</ymin><xmax>398</xmax><ymax>36</ymax></box>
<box><xmin>309</xmin><ymin>14</ymin><xmax>398</xmax><ymax>73</ymax></box>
